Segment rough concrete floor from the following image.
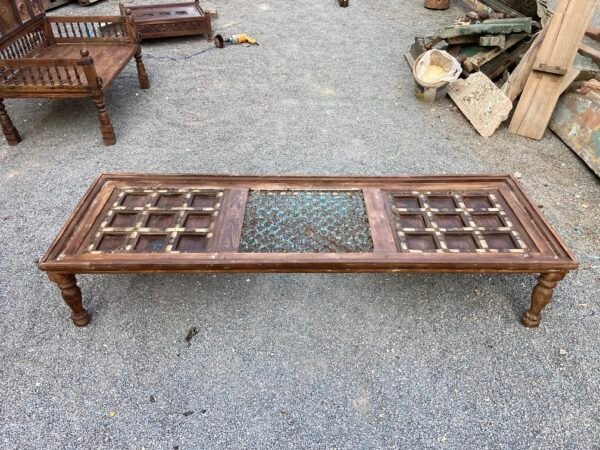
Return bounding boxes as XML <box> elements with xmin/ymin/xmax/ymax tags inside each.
<box><xmin>1</xmin><ymin>0</ymin><xmax>599</xmax><ymax>448</ymax></box>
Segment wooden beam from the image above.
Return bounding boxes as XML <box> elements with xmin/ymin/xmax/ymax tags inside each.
<box><xmin>502</xmin><ymin>29</ymin><xmax>546</xmax><ymax>102</ymax></box>
<box><xmin>585</xmin><ymin>27</ymin><xmax>600</xmax><ymax>41</ymax></box>
<box><xmin>480</xmin><ymin>35</ymin><xmax>506</xmax><ymax>47</ymax></box>
<box><xmin>437</xmin><ymin>18</ymin><xmax>532</xmax><ymax>39</ymax></box>
<box><xmin>579</xmin><ymin>42</ymin><xmax>600</xmax><ymax>65</ymax></box>
<box><xmin>533</xmin><ymin>0</ymin><xmax>598</xmax><ymax>75</ymax></box>
<box><xmin>509</xmin><ymin>0</ymin><xmax>597</xmax><ymax>139</ymax></box>
<box><xmin>463</xmin><ymin>33</ymin><xmax>527</xmax><ymax>72</ymax></box>
<box><xmin>508</xmin><ymin>67</ymin><xmax>582</xmax><ymax>139</ymax></box>
<box><xmin>479</xmin><ymin>0</ymin><xmax>525</xmax><ymax>16</ymax></box>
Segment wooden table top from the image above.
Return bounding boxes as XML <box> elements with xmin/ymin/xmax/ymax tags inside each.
<box><xmin>38</xmin><ymin>174</ymin><xmax>578</xmax><ymax>274</ymax></box>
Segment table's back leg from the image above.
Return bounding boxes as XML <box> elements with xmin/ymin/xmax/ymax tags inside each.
<box><xmin>522</xmin><ymin>272</ymin><xmax>566</xmax><ymax>328</ymax></box>
<box><xmin>48</xmin><ymin>273</ymin><xmax>90</xmax><ymax>327</ymax></box>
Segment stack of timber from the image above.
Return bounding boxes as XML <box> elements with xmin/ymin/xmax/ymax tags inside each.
<box><xmin>406</xmin><ymin>7</ymin><xmax>537</xmax><ymax>83</ymax></box>
<box><xmin>405</xmin><ymin>2</ymin><xmax>542</xmax><ymax>138</ymax></box>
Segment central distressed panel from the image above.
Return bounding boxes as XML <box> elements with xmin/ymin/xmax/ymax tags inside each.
<box><xmin>239</xmin><ymin>190</ymin><xmax>374</xmax><ymax>253</ymax></box>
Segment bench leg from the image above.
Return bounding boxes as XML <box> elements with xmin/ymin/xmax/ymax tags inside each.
<box><xmin>0</xmin><ymin>99</ymin><xmax>21</xmax><ymax>146</ymax></box>
<box><xmin>134</xmin><ymin>46</ymin><xmax>150</xmax><ymax>90</ymax></box>
<box><xmin>48</xmin><ymin>273</ymin><xmax>90</xmax><ymax>327</ymax></box>
<box><xmin>92</xmin><ymin>96</ymin><xmax>116</xmax><ymax>145</ymax></box>
<box><xmin>522</xmin><ymin>273</ymin><xmax>565</xmax><ymax>328</ymax></box>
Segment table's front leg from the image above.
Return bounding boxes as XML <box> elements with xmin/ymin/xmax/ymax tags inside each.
<box><xmin>522</xmin><ymin>272</ymin><xmax>566</xmax><ymax>328</ymax></box>
<box><xmin>48</xmin><ymin>273</ymin><xmax>90</xmax><ymax>327</ymax></box>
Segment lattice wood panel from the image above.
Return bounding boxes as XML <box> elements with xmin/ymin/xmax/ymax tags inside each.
<box><xmin>86</xmin><ymin>188</ymin><xmax>223</xmax><ymax>254</ymax></box>
<box><xmin>387</xmin><ymin>191</ymin><xmax>528</xmax><ymax>253</ymax></box>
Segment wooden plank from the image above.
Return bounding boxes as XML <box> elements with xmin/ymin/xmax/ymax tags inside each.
<box><xmin>460</xmin><ymin>0</ymin><xmax>493</xmax><ymax>14</ymax></box>
<box><xmin>579</xmin><ymin>42</ymin><xmax>600</xmax><ymax>65</ymax></box>
<box><xmin>480</xmin><ymin>35</ymin><xmax>506</xmax><ymax>47</ymax></box>
<box><xmin>362</xmin><ymin>189</ymin><xmax>397</xmax><ymax>253</ymax></box>
<box><xmin>437</xmin><ymin>18</ymin><xmax>532</xmax><ymax>40</ymax></box>
<box><xmin>211</xmin><ymin>188</ymin><xmax>248</xmax><ymax>252</ymax></box>
<box><xmin>446</xmin><ymin>35</ymin><xmax>479</xmax><ymax>45</ymax></box>
<box><xmin>533</xmin><ymin>0</ymin><xmax>598</xmax><ymax>75</ymax></box>
<box><xmin>463</xmin><ymin>33</ymin><xmax>527</xmax><ymax>72</ymax></box>
<box><xmin>586</xmin><ymin>27</ymin><xmax>600</xmax><ymax>41</ymax></box>
<box><xmin>482</xmin><ymin>39</ymin><xmax>531</xmax><ymax>81</ymax></box>
<box><xmin>448</xmin><ymin>71</ymin><xmax>513</xmax><ymax>137</ymax></box>
<box><xmin>508</xmin><ymin>67</ymin><xmax>581</xmax><ymax>139</ymax></box>
<box><xmin>502</xmin><ymin>30</ymin><xmax>546</xmax><ymax>102</ymax></box>
<box><xmin>479</xmin><ymin>0</ymin><xmax>524</xmax><ymax>16</ymax></box>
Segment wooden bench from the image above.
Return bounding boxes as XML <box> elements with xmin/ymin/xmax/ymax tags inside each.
<box><xmin>37</xmin><ymin>174</ymin><xmax>578</xmax><ymax>328</ymax></box>
<box><xmin>0</xmin><ymin>0</ymin><xmax>149</xmax><ymax>146</ymax></box>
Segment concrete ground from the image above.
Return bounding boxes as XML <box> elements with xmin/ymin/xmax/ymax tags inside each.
<box><xmin>1</xmin><ymin>0</ymin><xmax>599</xmax><ymax>448</ymax></box>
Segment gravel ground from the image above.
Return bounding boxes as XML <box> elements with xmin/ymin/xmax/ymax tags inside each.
<box><xmin>1</xmin><ymin>0</ymin><xmax>599</xmax><ymax>448</ymax></box>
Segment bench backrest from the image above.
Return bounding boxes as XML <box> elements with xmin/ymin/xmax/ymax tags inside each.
<box><xmin>0</xmin><ymin>0</ymin><xmax>48</xmax><ymax>60</ymax></box>
<box><xmin>0</xmin><ymin>16</ymin><xmax>48</xmax><ymax>60</ymax></box>
<box><xmin>0</xmin><ymin>0</ymin><xmax>45</xmax><ymax>36</ymax></box>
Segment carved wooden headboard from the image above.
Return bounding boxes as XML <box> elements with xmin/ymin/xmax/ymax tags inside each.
<box><xmin>0</xmin><ymin>0</ymin><xmax>43</xmax><ymax>36</ymax></box>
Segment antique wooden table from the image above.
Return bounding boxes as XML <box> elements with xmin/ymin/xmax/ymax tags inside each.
<box><xmin>119</xmin><ymin>1</ymin><xmax>211</xmax><ymax>41</ymax></box>
<box><xmin>38</xmin><ymin>174</ymin><xmax>578</xmax><ymax>328</ymax></box>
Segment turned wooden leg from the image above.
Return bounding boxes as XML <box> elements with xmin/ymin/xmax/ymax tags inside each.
<box><xmin>0</xmin><ymin>98</ymin><xmax>21</xmax><ymax>145</ymax></box>
<box><xmin>134</xmin><ymin>47</ymin><xmax>150</xmax><ymax>90</ymax></box>
<box><xmin>522</xmin><ymin>272</ymin><xmax>566</xmax><ymax>328</ymax></box>
<box><xmin>92</xmin><ymin>96</ymin><xmax>116</xmax><ymax>145</ymax></box>
<box><xmin>48</xmin><ymin>273</ymin><xmax>90</xmax><ymax>327</ymax></box>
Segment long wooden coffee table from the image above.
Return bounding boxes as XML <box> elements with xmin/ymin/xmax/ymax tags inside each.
<box><xmin>38</xmin><ymin>174</ymin><xmax>578</xmax><ymax>328</ymax></box>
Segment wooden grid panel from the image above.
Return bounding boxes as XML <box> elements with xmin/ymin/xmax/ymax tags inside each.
<box><xmin>388</xmin><ymin>191</ymin><xmax>528</xmax><ymax>254</ymax></box>
<box><xmin>86</xmin><ymin>188</ymin><xmax>223</xmax><ymax>254</ymax></box>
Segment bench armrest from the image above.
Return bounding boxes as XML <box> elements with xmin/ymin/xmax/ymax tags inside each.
<box><xmin>47</xmin><ymin>15</ymin><xmax>138</xmax><ymax>44</ymax></box>
<box><xmin>0</xmin><ymin>54</ymin><xmax>98</xmax><ymax>89</ymax></box>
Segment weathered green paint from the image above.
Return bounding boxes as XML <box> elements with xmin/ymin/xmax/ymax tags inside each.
<box><xmin>480</xmin><ymin>35</ymin><xmax>506</xmax><ymax>47</ymax></box>
<box><xmin>437</xmin><ymin>18</ymin><xmax>532</xmax><ymax>39</ymax></box>
<box><xmin>462</xmin><ymin>33</ymin><xmax>527</xmax><ymax>72</ymax></box>
<box><xmin>550</xmin><ymin>93</ymin><xmax>600</xmax><ymax>176</ymax></box>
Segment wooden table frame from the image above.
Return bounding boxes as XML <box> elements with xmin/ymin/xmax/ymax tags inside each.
<box><xmin>38</xmin><ymin>174</ymin><xmax>578</xmax><ymax>328</ymax></box>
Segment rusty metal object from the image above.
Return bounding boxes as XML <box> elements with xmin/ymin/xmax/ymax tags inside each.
<box><xmin>338</xmin><ymin>0</ymin><xmax>349</xmax><ymax>7</ymax></box>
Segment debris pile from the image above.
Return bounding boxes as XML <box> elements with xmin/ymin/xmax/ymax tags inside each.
<box><xmin>407</xmin><ymin>0</ymin><xmax>600</xmax><ymax>176</ymax></box>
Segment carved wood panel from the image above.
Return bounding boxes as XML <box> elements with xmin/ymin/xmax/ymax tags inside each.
<box><xmin>0</xmin><ymin>0</ymin><xmax>43</xmax><ymax>36</ymax></box>
<box><xmin>85</xmin><ymin>188</ymin><xmax>224</xmax><ymax>254</ymax></box>
<box><xmin>386</xmin><ymin>190</ymin><xmax>529</xmax><ymax>253</ymax></box>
